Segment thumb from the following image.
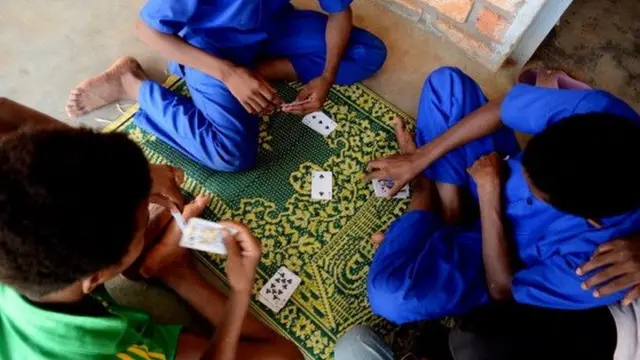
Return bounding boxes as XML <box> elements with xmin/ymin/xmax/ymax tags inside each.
<box><xmin>224</xmin><ymin>235</ymin><xmax>242</xmax><ymax>260</ymax></box>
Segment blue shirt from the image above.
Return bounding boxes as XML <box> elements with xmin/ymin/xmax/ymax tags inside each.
<box><xmin>500</xmin><ymin>84</ymin><xmax>640</xmax><ymax>309</ymax></box>
<box><xmin>140</xmin><ymin>0</ymin><xmax>353</xmax><ymax>65</ymax></box>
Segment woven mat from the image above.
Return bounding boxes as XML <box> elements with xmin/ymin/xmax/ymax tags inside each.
<box><xmin>105</xmin><ymin>77</ymin><xmax>417</xmax><ymax>359</ymax></box>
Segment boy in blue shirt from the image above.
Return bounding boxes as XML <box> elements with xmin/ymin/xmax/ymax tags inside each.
<box><xmin>66</xmin><ymin>0</ymin><xmax>387</xmax><ymax>172</ymax></box>
<box><xmin>366</xmin><ymin>67</ymin><xmax>640</xmax><ymax>324</ymax></box>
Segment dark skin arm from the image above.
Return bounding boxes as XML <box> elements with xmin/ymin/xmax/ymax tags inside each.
<box><xmin>134</xmin><ymin>19</ymin><xmax>281</xmax><ymax>115</ymax></box>
<box><xmin>578</xmin><ymin>237</ymin><xmax>640</xmax><ymax>305</ymax></box>
<box><xmin>366</xmin><ymin>97</ymin><xmax>505</xmax><ymax>196</ymax></box>
<box><xmin>282</xmin><ymin>7</ymin><xmax>353</xmax><ymax>114</ymax></box>
<box><xmin>468</xmin><ymin>153</ymin><xmax>514</xmax><ymax>300</ymax></box>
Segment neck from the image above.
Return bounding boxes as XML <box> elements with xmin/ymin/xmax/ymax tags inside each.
<box><xmin>28</xmin><ymin>282</ymin><xmax>87</xmax><ymax>304</ymax></box>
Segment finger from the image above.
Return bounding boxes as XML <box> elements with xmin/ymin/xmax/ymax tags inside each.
<box><xmin>282</xmin><ymin>101</ymin><xmax>315</xmax><ymax>114</ymax></box>
<box><xmin>245</xmin><ymin>99</ymin><xmax>263</xmax><ymax>115</ymax></box>
<box><xmin>623</xmin><ymin>285</ymin><xmax>640</xmax><ymax>305</ymax></box>
<box><xmin>363</xmin><ymin>169</ymin><xmax>389</xmax><ymax>183</ymax></box>
<box><xmin>296</xmin><ymin>87</ymin><xmax>312</xmax><ymax>102</ymax></box>
<box><xmin>148</xmin><ymin>194</ymin><xmax>176</xmax><ymax>211</ymax></box>
<box><xmin>172</xmin><ymin>167</ymin><xmax>185</xmax><ymax>186</ymax></box>
<box><xmin>594</xmin><ymin>274</ymin><xmax>640</xmax><ymax>298</ymax></box>
<box><xmin>593</xmin><ymin>240</ymin><xmax>625</xmax><ymax>256</ymax></box>
<box><xmin>239</xmin><ymin>100</ymin><xmax>256</xmax><ymax>114</ymax></box>
<box><xmin>581</xmin><ymin>264</ymin><xmax>628</xmax><ymax>290</ymax></box>
<box><xmin>577</xmin><ymin>251</ymin><xmax>623</xmax><ymax>275</ymax></box>
<box><xmin>251</xmin><ymin>93</ymin><xmax>270</xmax><ymax>111</ymax></box>
<box><xmin>385</xmin><ymin>181</ymin><xmax>406</xmax><ymax>198</ymax></box>
<box><xmin>223</xmin><ymin>235</ymin><xmax>242</xmax><ymax>260</ymax></box>
<box><xmin>257</xmin><ymin>82</ymin><xmax>281</xmax><ymax>106</ymax></box>
<box><xmin>367</xmin><ymin>158</ymin><xmax>389</xmax><ymax>172</ymax></box>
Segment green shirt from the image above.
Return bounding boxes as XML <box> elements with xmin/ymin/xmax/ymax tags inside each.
<box><xmin>0</xmin><ymin>284</ymin><xmax>182</xmax><ymax>360</ymax></box>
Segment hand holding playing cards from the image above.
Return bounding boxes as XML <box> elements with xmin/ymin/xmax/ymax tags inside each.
<box><xmin>366</xmin><ymin>152</ymin><xmax>421</xmax><ymax>197</ymax></box>
<box><xmin>219</xmin><ymin>222</ymin><xmax>262</xmax><ymax>294</ymax></box>
<box><xmin>225</xmin><ymin>66</ymin><xmax>282</xmax><ymax>115</ymax></box>
<box><xmin>148</xmin><ymin>164</ymin><xmax>185</xmax><ymax>211</ymax></box>
<box><xmin>282</xmin><ymin>74</ymin><xmax>333</xmax><ymax>114</ymax></box>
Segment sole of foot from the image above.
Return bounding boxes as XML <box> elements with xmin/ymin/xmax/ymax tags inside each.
<box><xmin>66</xmin><ymin>56</ymin><xmax>146</xmax><ymax>118</ymax></box>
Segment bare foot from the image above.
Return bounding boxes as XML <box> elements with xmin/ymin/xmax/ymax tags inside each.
<box><xmin>140</xmin><ymin>194</ymin><xmax>211</xmax><ymax>278</ymax></box>
<box><xmin>393</xmin><ymin>117</ymin><xmax>417</xmax><ymax>153</ymax></box>
<box><xmin>66</xmin><ymin>57</ymin><xmax>147</xmax><ymax>118</ymax></box>
<box><xmin>371</xmin><ymin>232</ymin><xmax>385</xmax><ymax>245</ymax></box>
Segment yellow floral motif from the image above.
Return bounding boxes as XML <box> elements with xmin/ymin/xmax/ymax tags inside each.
<box><xmin>110</xmin><ymin>77</ymin><xmax>415</xmax><ymax>359</ymax></box>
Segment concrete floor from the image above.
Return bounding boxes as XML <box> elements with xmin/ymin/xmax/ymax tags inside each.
<box><xmin>0</xmin><ymin>0</ymin><xmax>517</xmax><ymax>129</ymax></box>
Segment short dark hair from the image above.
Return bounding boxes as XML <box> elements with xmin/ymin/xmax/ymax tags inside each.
<box><xmin>522</xmin><ymin>113</ymin><xmax>640</xmax><ymax>219</ymax></box>
<box><xmin>0</xmin><ymin>128</ymin><xmax>151</xmax><ymax>297</ymax></box>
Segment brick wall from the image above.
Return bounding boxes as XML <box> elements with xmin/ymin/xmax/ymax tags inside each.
<box><xmin>378</xmin><ymin>0</ymin><xmax>550</xmax><ymax>70</ymax></box>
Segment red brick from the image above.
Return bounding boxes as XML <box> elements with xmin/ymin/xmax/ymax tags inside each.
<box><xmin>422</xmin><ymin>0</ymin><xmax>474</xmax><ymax>23</ymax></box>
<box><xmin>475</xmin><ymin>7</ymin><xmax>510</xmax><ymax>41</ymax></box>
<box><xmin>436</xmin><ymin>19</ymin><xmax>492</xmax><ymax>57</ymax></box>
<box><xmin>485</xmin><ymin>0</ymin><xmax>523</xmax><ymax>13</ymax></box>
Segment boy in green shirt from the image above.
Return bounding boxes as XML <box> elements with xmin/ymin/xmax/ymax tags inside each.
<box><xmin>0</xmin><ymin>98</ymin><xmax>302</xmax><ymax>360</ymax></box>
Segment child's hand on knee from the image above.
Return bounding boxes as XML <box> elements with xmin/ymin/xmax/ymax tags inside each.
<box><xmin>467</xmin><ymin>152</ymin><xmax>503</xmax><ymax>191</ymax></box>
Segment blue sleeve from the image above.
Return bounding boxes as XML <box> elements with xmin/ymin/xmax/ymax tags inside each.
<box><xmin>512</xmin><ymin>253</ymin><xmax>625</xmax><ymax>309</ymax></box>
<box><xmin>140</xmin><ymin>0</ymin><xmax>199</xmax><ymax>34</ymax></box>
<box><xmin>319</xmin><ymin>0</ymin><xmax>353</xmax><ymax>13</ymax></box>
<box><xmin>500</xmin><ymin>84</ymin><xmax>640</xmax><ymax>134</ymax></box>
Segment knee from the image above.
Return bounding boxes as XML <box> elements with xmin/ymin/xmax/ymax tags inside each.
<box><xmin>424</xmin><ymin>66</ymin><xmax>465</xmax><ymax>88</ymax></box>
<box><xmin>367</xmin><ymin>35</ymin><xmax>388</xmax><ymax>73</ymax></box>
<box><xmin>367</xmin><ymin>272</ymin><xmax>412</xmax><ymax>324</ymax></box>
<box><xmin>335</xmin><ymin>326</ymin><xmax>391</xmax><ymax>360</ymax></box>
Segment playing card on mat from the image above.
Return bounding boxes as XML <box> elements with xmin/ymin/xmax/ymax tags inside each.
<box><xmin>302</xmin><ymin>111</ymin><xmax>337</xmax><ymax>137</ymax></box>
<box><xmin>179</xmin><ymin>218</ymin><xmax>236</xmax><ymax>255</ymax></box>
<box><xmin>259</xmin><ymin>266</ymin><xmax>302</xmax><ymax>312</ymax></box>
<box><xmin>372</xmin><ymin>179</ymin><xmax>410</xmax><ymax>199</ymax></box>
<box><xmin>311</xmin><ymin>171</ymin><xmax>333</xmax><ymax>200</ymax></box>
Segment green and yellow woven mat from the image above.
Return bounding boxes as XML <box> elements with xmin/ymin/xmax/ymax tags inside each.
<box><xmin>105</xmin><ymin>77</ymin><xmax>417</xmax><ymax>359</ymax></box>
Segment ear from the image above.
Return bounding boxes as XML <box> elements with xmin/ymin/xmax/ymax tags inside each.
<box><xmin>587</xmin><ymin>218</ymin><xmax>603</xmax><ymax>229</ymax></box>
<box><xmin>80</xmin><ymin>272</ymin><xmax>106</xmax><ymax>294</ymax></box>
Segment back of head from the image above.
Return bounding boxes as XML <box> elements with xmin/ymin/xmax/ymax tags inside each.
<box><xmin>0</xmin><ymin>128</ymin><xmax>151</xmax><ymax>298</ymax></box>
<box><xmin>522</xmin><ymin>113</ymin><xmax>640</xmax><ymax>219</ymax></box>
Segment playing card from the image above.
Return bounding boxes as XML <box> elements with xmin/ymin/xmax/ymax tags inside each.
<box><xmin>302</xmin><ymin>111</ymin><xmax>337</xmax><ymax>137</ymax></box>
<box><xmin>372</xmin><ymin>179</ymin><xmax>410</xmax><ymax>199</ymax></box>
<box><xmin>179</xmin><ymin>218</ymin><xmax>236</xmax><ymax>255</ymax></box>
<box><xmin>259</xmin><ymin>266</ymin><xmax>302</xmax><ymax>312</ymax></box>
<box><xmin>311</xmin><ymin>171</ymin><xmax>333</xmax><ymax>200</ymax></box>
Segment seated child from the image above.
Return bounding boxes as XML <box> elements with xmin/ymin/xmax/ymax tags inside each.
<box><xmin>66</xmin><ymin>0</ymin><xmax>387</xmax><ymax>171</ymax></box>
<box><xmin>366</xmin><ymin>67</ymin><xmax>640</xmax><ymax>324</ymax></box>
<box><xmin>0</xmin><ymin>98</ymin><xmax>302</xmax><ymax>360</ymax></box>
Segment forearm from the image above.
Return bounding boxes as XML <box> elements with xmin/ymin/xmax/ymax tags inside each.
<box><xmin>201</xmin><ymin>291</ymin><xmax>251</xmax><ymax>360</ymax></box>
<box><xmin>414</xmin><ymin>97</ymin><xmax>505</xmax><ymax>169</ymax></box>
<box><xmin>323</xmin><ymin>8</ymin><xmax>353</xmax><ymax>79</ymax></box>
<box><xmin>135</xmin><ymin>19</ymin><xmax>235</xmax><ymax>82</ymax></box>
<box><xmin>159</xmin><ymin>264</ymin><xmax>276</xmax><ymax>341</ymax></box>
<box><xmin>477</xmin><ymin>184</ymin><xmax>513</xmax><ymax>300</ymax></box>
<box><xmin>0</xmin><ymin>98</ymin><xmax>68</xmax><ymax>135</ymax></box>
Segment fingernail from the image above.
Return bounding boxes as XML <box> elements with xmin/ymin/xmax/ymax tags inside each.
<box><xmin>576</xmin><ymin>268</ymin><xmax>583</xmax><ymax>276</ymax></box>
<box><xmin>581</xmin><ymin>282</ymin><xmax>587</xmax><ymax>290</ymax></box>
<box><xmin>593</xmin><ymin>291</ymin><xmax>600</xmax><ymax>298</ymax></box>
<box><xmin>623</xmin><ymin>299</ymin><xmax>631</xmax><ymax>306</ymax></box>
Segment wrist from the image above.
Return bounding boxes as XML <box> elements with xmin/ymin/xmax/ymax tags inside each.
<box><xmin>320</xmin><ymin>70</ymin><xmax>336</xmax><ymax>83</ymax></box>
<box><xmin>231</xmin><ymin>288</ymin><xmax>252</xmax><ymax>300</ymax></box>
<box><xmin>219</xmin><ymin>61</ymin><xmax>238</xmax><ymax>83</ymax></box>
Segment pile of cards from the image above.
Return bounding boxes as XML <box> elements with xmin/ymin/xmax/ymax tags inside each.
<box><xmin>258</xmin><ymin>266</ymin><xmax>302</xmax><ymax>313</ymax></box>
<box><xmin>372</xmin><ymin>178</ymin><xmax>410</xmax><ymax>199</ymax></box>
<box><xmin>311</xmin><ymin>171</ymin><xmax>333</xmax><ymax>200</ymax></box>
<box><xmin>302</xmin><ymin>111</ymin><xmax>337</xmax><ymax>137</ymax></box>
<box><xmin>179</xmin><ymin>218</ymin><xmax>237</xmax><ymax>255</ymax></box>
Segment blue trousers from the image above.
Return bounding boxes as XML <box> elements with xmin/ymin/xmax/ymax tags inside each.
<box><xmin>135</xmin><ymin>9</ymin><xmax>387</xmax><ymax>171</ymax></box>
<box><xmin>367</xmin><ymin>67</ymin><xmax>520</xmax><ymax>324</ymax></box>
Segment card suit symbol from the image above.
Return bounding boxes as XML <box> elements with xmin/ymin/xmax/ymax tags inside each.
<box><xmin>271</xmin><ymin>283</ymin><xmax>276</xmax><ymax>289</ymax></box>
<box><xmin>319</xmin><ymin>120</ymin><xmax>323</xmax><ymax>125</ymax></box>
<box><xmin>287</xmin><ymin>279</ymin><xmax>293</xmax><ymax>284</ymax></box>
<box><xmin>273</xmin><ymin>296</ymin><xmax>280</xmax><ymax>301</ymax></box>
<box><xmin>266</xmin><ymin>289</ymin><xmax>271</xmax><ymax>294</ymax></box>
<box><xmin>276</xmin><ymin>278</ymin><xmax>281</xmax><ymax>283</ymax></box>
<box><xmin>280</xmin><ymin>273</ymin><xmax>286</xmax><ymax>278</ymax></box>
<box><xmin>283</xmin><ymin>284</ymin><xmax>288</xmax><ymax>290</ymax></box>
<box><xmin>319</xmin><ymin>174</ymin><xmax>325</xmax><ymax>179</ymax></box>
<box><xmin>278</xmin><ymin>290</ymin><xmax>283</xmax><ymax>295</ymax></box>
<box><xmin>325</xmin><ymin>126</ymin><xmax>330</xmax><ymax>130</ymax></box>
<box><xmin>312</xmin><ymin>115</ymin><xmax>316</xmax><ymax>119</ymax></box>
<box><xmin>320</xmin><ymin>192</ymin><xmax>324</xmax><ymax>196</ymax></box>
